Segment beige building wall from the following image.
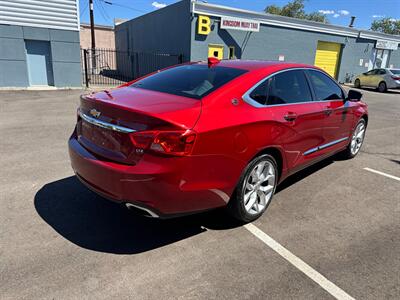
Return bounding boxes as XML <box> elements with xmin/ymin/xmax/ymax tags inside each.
<box><xmin>80</xmin><ymin>24</ymin><xmax>115</xmax><ymax>49</ymax></box>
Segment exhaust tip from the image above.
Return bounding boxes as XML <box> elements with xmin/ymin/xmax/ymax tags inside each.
<box><xmin>125</xmin><ymin>203</ymin><xmax>159</xmax><ymax>218</ymax></box>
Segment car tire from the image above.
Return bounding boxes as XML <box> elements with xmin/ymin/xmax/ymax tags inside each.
<box><xmin>378</xmin><ymin>81</ymin><xmax>387</xmax><ymax>93</ymax></box>
<box><xmin>354</xmin><ymin>79</ymin><xmax>361</xmax><ymax>88</ymax></box>
<box><xmin>227</xmin><ymin>154</ymin><xmax>278</xmax><ymax>223</ymax></box>
<box><xmin>342</xmin><ymin>119</ymin><xmax>366</xmax><ymax>159</ymax></box>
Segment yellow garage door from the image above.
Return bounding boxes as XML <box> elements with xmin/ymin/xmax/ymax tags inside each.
<box><xmin>314</xmin><ymin>41</ymin><xmax>342</xmax><ymax>78</ymax></box>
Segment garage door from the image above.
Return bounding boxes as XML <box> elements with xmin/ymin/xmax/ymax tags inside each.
<box><xmin>314</xmin><ymin>41</ymin><xmax>341</xmax><ymax>78</ymax></box>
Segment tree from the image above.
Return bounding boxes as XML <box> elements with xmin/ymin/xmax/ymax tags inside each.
<box><xmin>371</xmin><ymin>18</ymin><xmax>400</xmax><ymax>35</ymax></box>
<box><xmin>265</xmin><ymin>0</ymin><xmax>328</xmax><ymax>23</ymax></box>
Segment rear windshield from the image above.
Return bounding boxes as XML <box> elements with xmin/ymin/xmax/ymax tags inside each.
<box><xmin>390</xmin><ymin>69</ymin><xmax>400</xmax><ymax>75</ymax></box>
<box><xmin>130</xmin><ymin>64</ymin><xmax>247</xmax><ymax>99</ymax></box>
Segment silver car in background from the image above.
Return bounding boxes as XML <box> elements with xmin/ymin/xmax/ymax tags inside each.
<box><xmin>354</xmin><ymin>68</ymin><xmax>400</xmax><ymax>92</ymax></box>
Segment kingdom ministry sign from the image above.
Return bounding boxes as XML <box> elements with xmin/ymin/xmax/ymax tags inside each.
<box><xmin>220</xmin><ymin>16</ymin><xmax>260</xmax><ymax>32</ymax></box>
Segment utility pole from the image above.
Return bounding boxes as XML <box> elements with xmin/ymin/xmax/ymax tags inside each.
<box><xmin>89</xmin><ymin>0</ymin><xmax>96</xmax><ymax>49</ymax></box>
<box><xmin>89</xmin><ymin>0</ymin><xmax>96</xmax><ymax>71</ymax></box>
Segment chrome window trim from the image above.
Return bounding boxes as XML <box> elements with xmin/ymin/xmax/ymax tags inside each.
<box><xmin>303</xmin><ymin>137</ymin><xmax>348</xmax><ymax>156</ymax></box>
<box><xmin>79</xmin><ymin>110</ymin><xmax>136</xmax><ymax>133</ymax></box>
<box><xmin>242</xmin><ymin>67</ymin><xmax>344</xmax><ymax>108</ymax></box>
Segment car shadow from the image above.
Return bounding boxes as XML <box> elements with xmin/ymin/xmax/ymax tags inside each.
<box><xmin>276</xmin><ymin>158</ymin><xmax>335</xmax><ymax>193</ymax></box>
<box><xmin>389</xmin><ymin>159</ymin><xmax>400</xmax><ymax>165</ymax></box>
<box><xmin>35</xmin><ymin>156</ymin><xmax>339</xmax><ymax>254</ymax></box>
<box><xmin>34</xmin><ymin>176</ymin><xmax>241</xmax><ymax>254</ymax></box>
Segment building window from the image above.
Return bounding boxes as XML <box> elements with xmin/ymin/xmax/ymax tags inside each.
<box><xmin>229</xmin><ymin>46</ymin><xmax>235</xmax><ymax>59</ymax></box>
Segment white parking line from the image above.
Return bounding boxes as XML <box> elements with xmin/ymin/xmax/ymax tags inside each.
<box><xmin>363</xmin><ymin>168</ymin><xmax>400</xmax><ymax>182</ymax></box>
<box><xmin>244</xmin><ymin>223</ymin><xmax>355</xmax><ymax>300</ymax></box>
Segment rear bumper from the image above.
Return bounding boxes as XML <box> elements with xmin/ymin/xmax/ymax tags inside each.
<box><xmin>74</xmin><ymin>172</ymin><xmax>162</xmax><ymax>218</ymax></box>
<box><xmin>387</xmin><ymin>80</ymin><xmax>400</xmax><ymax>89</ymax></box>
<box><xmin>68</xmin><ymin>135</ymin><xmax>231</xmax><ymax>217</ymax></box>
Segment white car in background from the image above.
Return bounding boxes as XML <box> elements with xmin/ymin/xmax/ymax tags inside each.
<box><xmin>354</xmin><ymin>68</ymin><xmax>400</xmax><ymax>92</ymax></box>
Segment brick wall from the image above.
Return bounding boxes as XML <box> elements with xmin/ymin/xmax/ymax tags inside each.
<box><xmin>80</xmin><ymin>24</ymin><xmax>115</xmax><ymax>49</ymax></box>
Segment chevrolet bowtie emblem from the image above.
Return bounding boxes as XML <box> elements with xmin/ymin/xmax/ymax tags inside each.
<box><xmin>90</xmin><ymin>108</ymin><xmax>101</xmax><ymax>118</ymax></box>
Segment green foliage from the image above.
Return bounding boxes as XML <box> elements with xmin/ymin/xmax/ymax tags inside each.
<box><xmin>371</xmin><ymin>18</ymin><xmax>400</xmax><ymax>35</ymax></box>
<box><xmin>305</xmin><ymin>12</ymin><xmax>327</xmax><ymax>23</ymax></box>
<box><xmin>265</xmin><ymin>4</ymin><xmax>281</xmax><ymax>16</ymax></box>
<box><xmin>265</xmin><ymin>0</ymin><xmax>328</xmax><ymax>23</ymax></box>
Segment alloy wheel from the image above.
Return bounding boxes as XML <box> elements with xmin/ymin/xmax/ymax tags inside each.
<box><xmin>243</xmin><ymin>160</ymin><xmax>276</xmax><ymax>215</ymax></box>
<box><xmin>351</xmin><ymin>121</ymin><xmax>365</xmax><ymax>155</ymax></box>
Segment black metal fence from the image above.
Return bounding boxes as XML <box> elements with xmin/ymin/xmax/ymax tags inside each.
<box><xmin>81</xmin><ymin>48</ymin><xmax>183</xmax><ymax>87</ymax></box>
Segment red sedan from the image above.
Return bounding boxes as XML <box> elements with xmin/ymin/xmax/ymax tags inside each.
<box><xmin>69</xmin><ymin>60</ymin><xmax>368</xmax><ymax>222</ymax></box>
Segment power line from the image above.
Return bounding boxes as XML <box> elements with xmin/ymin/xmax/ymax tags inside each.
<box><xmin>95</xmin><ymin>0</ymin><xmax>112</xmax><ymax>22</ymax></box>
<box><xmin>98</xmin><ymin>0</ymin><xmax>112</xmax><ymax>19</ymax></box>
<box><xmin>80</xmin><ymin>1</ymin><xmax>89</xmax><ymax>18</ymax></box>
<box><xmin>101</xmin><ymin>0</ymin><xmax>146</xmax><ymax>13</ymax></box>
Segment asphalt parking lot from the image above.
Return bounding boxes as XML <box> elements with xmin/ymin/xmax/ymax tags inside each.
<box><xmin>1</xmin><ymin>87</ymin><xmax>399</xmax><ymax>299</ymax></box>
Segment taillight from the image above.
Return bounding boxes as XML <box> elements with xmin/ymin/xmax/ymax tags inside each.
<box><xmin>130</xmin><ymin>130</ymin><xmax>196</xmax><ymax>156</ymax></box>
<box><xmin>391</xmin><ymin>75</ymin><xmax>400</xmax><ymax>80</ymax></box>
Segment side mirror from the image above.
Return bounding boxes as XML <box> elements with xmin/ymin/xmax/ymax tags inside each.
<box><xmin>346</xmin><ymin>89</ymin><xmax>363</xmax><ymax>102</ymax></box>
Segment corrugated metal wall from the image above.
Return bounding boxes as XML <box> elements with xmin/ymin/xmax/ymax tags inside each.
<box><xmin>0</xmin><ymin>0</ymin><xmax>79</xmax><ymax>31</ymax></box>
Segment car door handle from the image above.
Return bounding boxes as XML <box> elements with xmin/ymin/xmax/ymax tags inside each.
<box><xmin>324</xmin><ymin>108</ymin><xmax>333</xmax><ymax>116</ymax></box>
<box><xmin>284</xmin><ymin>112</ymin><xmax>297</xmax><ymax>121</ymax></box>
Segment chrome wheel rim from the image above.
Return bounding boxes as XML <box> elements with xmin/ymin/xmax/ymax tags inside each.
<box><xmin>351</xmin><ymin>122</ymin><xmax>365</xmax><ymax>155</ymax></box>
<box><xmin>243</xmin><ymin>160</ymin><xmax>276</xmax><ymax>215</ymax></box>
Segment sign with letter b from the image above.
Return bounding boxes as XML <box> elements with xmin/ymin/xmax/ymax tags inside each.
<box><xmin>198</xmin><ymin>15</ymin><xmax>211</xmax><ymax>35</ymax></box>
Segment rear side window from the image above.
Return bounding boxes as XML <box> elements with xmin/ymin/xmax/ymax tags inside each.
<box><xmin>130</xmin><ymin>65</ymin><xmax>247</xmax><ymax>99</ymax></box>
<box><xmin>266</xmin><ymin>70</ymin><xmax>313</xmax><ymax>105</ymax></box>
<box><xmin>307</xmin><ymin>70</ymin><xmax>344</xmax><ymax>101</ymax></box>
<box><xmin>249</xmin><ymin>79</ymin><xmax>270</xmax><ymax>105</ymax></box>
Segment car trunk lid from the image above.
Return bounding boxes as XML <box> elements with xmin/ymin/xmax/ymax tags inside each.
<box><xmin>76</xmin><ymin>87</ymin><xmax>201</xmax><ymax>164</ymax></box>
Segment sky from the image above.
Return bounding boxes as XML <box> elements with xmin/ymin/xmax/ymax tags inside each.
<box><xmin>79</xmin><ymin>0</ymin><xmax>400</xmax><ymax>30</ymax></box>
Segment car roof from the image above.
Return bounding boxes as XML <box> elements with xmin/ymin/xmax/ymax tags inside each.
<box><xmin>195</xmin><ymin>59</ymin><xmax>320</xmax><ymax>71</ymax></box>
